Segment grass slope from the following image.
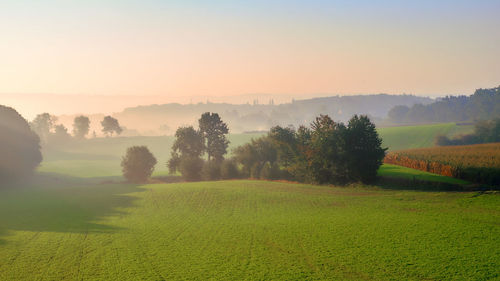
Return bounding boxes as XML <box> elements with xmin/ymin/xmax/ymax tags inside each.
<box><xmin>0</xmin><ymin>179</ymin><xmax>498</xmax><ymax>280</ymax></box>
<box><xmin>378</xmin><ymin>123</ymin><xmax>473</xmax><ymax>151</ymax></box>
<box><xmin>378</xmin><ymin>164</ymin><xmax>469</xmax><ymax>185</ymax></box>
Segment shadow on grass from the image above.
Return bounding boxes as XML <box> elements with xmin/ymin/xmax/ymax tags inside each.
<box><xmin>0</xmin><ymin>172</ymin><xmax>145</xmax><ymax>244</ymax></box>
<box><xmin>376</xmin><ymin>176</ymin><xmax>490</xmax><ymax>192</ymax></box>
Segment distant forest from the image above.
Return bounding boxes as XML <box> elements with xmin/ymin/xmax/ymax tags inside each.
<box><xmin>387</xmin><ymin>86</ymin><xmax>500</xmax><ymax>124</ymax></box>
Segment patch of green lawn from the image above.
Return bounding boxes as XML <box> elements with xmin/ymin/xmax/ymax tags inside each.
<box><xmin>378</xmin><ymin>164</ymin><xmax>469</xmax><ymax>185</ymax></box>
<box><xmin>0</xmin><ymin>179</ymin><xmax>498</xmax><ymax>280</ymax></box>
<box><xmin>377</xmin><ymin>123</ymin><xmax>473</xmax><ymax>151</ymax></box>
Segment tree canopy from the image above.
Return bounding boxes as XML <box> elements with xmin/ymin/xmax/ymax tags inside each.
<box><xmin>121</xmin><ymin>146</ymin><xmax>157</xmax><ymax>183</ymax></box>
<box><xmin>167</xmin><ymin>126</ymin><xmax>205</xmax><ymax>181</ymax></box>
<box><xmin>234</xmin><ymin>114</ymin><xmax>386</xmax><ymax>184</ymax></box>
<box><xmin>101</xmin><ymin>116</ymin><xmax>123</xmax><ymax>137</ymax></box>
<box><xmin>0</xmin><ymin>105</ymin><xmax>42</xmax><ymax>182</ymax></box>
<box><xmin>30</xmin><ymin>113</ymin><xmax>56</xmax><ymax>143</ymax></box>
<box><xmin>199</xmin><ymin>112</ymin><xmax>229</xmax><ymax>162</ymax></box>
<box><xmin>73</xmin><ymin>115</ymin><xmax>90</xmax><ymax>139</ymax></box>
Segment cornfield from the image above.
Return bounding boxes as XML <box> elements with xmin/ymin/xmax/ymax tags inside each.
<box><xmin>384</xmin><ymin>143</ymin><xmax>500</xmax><ymax>186</ymax></box>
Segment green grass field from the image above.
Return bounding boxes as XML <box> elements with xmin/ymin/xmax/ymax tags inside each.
<box><xmin>0</xmin><ymin>178</ymin><xmax>498</xmax><ymax>280</ymax></box>
<box><xmin>378</xmin><ymin>164</ymin><xmax>469</xmax><ymax>185</ymax></box>
<box><xmin>377</xmin><ymin>123</ymin><xmax>473</xmax><ymax>151</ymax></box>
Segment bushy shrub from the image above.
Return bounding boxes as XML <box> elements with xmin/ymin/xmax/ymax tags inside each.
<box><xmin>0</xmin><ymin>105</ymin><xmax>42</xmax><ymax>182</ymax></box>
<box><xmin>121</xmin><ymin>146</ymin><xmax>157</xmax><ymax>183</ymax></box>
<box><xmin>220</xmin><ymin>159</ymin><xmax>240</xmax><ymax>179</ymax></box>
<box><xmin>259</xmin><ymin>162</ymin><xmax>281</xmax><ymax>180</ymax></box>
<box><xmin>202</xmin><ymin>160</ymin><xmax>221</xmax><ymax>181</ymax></box>
<box><xmin>179</xmin><ymin>156</ymin><xmax>204</xmax><ymax>181</ymax></box>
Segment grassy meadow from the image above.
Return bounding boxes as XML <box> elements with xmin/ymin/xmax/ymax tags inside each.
<box><xmin>377</xmin><ymin>164</ymin><xmax>469</xmax><ymax>185</ymax></box>
<box><xmin>3</xmin><ymin>123</ymin><xmax>497</xmax><ymax>280</ymax></box>
<box><xmin>0</xmin><ymin>179</ymin><xmax>498</xmax><ymax>280</ymax></box>
<box><xmin>377</xmin><ymin>123</ymin><xmax>473</xmax><ymax>151</ymax></box>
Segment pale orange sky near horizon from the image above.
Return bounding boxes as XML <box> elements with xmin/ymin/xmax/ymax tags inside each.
<box><xmin>1</xmin><ymin>1</ymin><xmax>499</xmax><ymax>103</ymax></box>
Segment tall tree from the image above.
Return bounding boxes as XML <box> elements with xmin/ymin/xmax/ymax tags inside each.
<box><xmin>101</xmin><ymin>116</ymin><xmax>123</xmax><ymax>137</ymax></box>
<box><xmin>73</xmin><ymin>115</ymin><xmax>90</xmax><ymax>139</ymax></box>
<box><xmin>30</xmin><ymin>113</ymin><xmax>56</xmax><ymax>143</ymax></box>
<box><xmin>308</xmin><ymin>115</ymin><xmax>348</xmax><ymax>184</ymax></box>
<box><xmin>168</xmin><ymin>126</ymin><xmax>205</xmax><ymax>181</ymax></box>
<box><xmin>198</xmin><ymin>112</ymin><xmax>229</xmax><ymax>162</ymax></box>
<box><xmin>344</xmin><ymin>115</ymin><xmax>387</xmax><ymax>183</ymax></box>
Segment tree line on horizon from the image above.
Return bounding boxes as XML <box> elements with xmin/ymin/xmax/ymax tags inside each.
<box><xmin>387</xmin><ymin>86</ymin><xmax>500</xmax><ymax>124</ymax></box>
<box><xmin>29</xmin><ymin>113</ymin><xmax>123</xmax><ymax>144</ymax></box>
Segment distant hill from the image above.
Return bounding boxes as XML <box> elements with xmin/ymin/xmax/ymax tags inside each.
<box><xmin>387</xmin><ymin>86</ymin><xmax>500</xmax><ymax>124</ymax></box>
<box><xmin>109</xmin><ymin>94</ymin><xmax>432</xmax><ymax>135</ymax></box>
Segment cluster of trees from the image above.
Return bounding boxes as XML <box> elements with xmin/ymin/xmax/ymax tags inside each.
<box><xmin>233</xmin><ymin>115</ymin><xmax>386</xmax><ymax>184</ymax></box>
<box><xmin>0</xmin><ymin>105</ymin><xmax>42</xmax><ymax>182</ymax></box>
<box><xmin>122</xmin><ymin>113</ymin><xmax>386</xmax><ymax>184</ymax></box>
<box><xmin>436</xmin><ymin>118</ymin><xmax>500</xmax><ymax>146</ymax></box>
<box><xmin>167</xmin><ymin>112</ymin><xmax>233</xmax><ymax>181</ymax></box>
<box><xmin>387</xmin><ymin>86</ymin><xmax>500</xmax><ymax>124</ymax></box>
<box><xmin>30</xmin><ymin>113</ymin><xmax>123</xmax><ymax>144</ymax></box>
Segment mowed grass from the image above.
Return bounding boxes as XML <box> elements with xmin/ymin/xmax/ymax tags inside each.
<box><xmin>378</xmin><ymin>164</ymin><xmax>469</xmax><ymax>185</ymax></box>
<box><xmin>0</xmin><ymin>179</ymin><xmax>498</xmax><ymax>280</ymax></box>
<box><xmin>378</xmin><ymin>123</ymin><xmax>473</xmax><ymax>151</ymax></box>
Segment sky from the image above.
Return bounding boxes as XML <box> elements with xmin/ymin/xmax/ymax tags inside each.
<box><xmin>0</xmin><ymin>0</ymin><xmax>499</xmax><ymax>117</ymax></box>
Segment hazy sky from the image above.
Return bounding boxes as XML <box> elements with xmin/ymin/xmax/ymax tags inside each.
<box><xmin>1</xmin><ymin>0</ymin><xmax>499</xmax><ymax>100</ymax></box>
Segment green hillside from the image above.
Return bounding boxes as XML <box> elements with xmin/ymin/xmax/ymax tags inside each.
<box><xmin>377</xmin><ymin>123</ymin><xmax>473</xmax><ymax>151</ymax></box>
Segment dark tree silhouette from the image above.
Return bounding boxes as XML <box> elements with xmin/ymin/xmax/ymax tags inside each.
<box><xmin>344</xmin><ymin>115</ymin><xmax>387</xmax><ymax>183</ymax></box>
<box><xmin>101</xmin><ymin>116</ymin><xmax>123</xmax><ymax>137</ymax></box>
<box><xmin>0</xmin><ymin>105</ymin><xmax>42</xmax><ymax>182</ymax></box>
<box><xmin>121</xmin><ymin>146</ymin><xmax>157</xmax><ymax>183</ymax></box>
<box><xmin>73</xmin><ymin>115</ymin><xmax>90</xmax><ymax>139</ymax></box>
<box><xmin>233</xmin><ymin>114</ymin><xmax>386</xmax><ymax>184</ymax></box>
<box><xmin>168</xmin><ymin>126</ymin><xmax>205</xmax><ymax>181</ymax></box>
<box><xmin>198</xmin><ymin>112</ymin><xmax>229</xmax><ymax>162</ymax></box>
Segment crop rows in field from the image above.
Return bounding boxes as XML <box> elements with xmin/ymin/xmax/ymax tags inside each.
<box><xmin>384</xmin><ymin>143</ymin><xmax>500</xmax><ymax>186</ymax></box>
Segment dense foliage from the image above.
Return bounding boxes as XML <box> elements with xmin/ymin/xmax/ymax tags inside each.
<box><xmin>168</xmin><ymin>126</ymin><xmax>205</xmax><ymax>181</ymax></box>
<box><xmin>384</xmin><ymin>143</ymin><xmax>500</xmax><ymax>186</ymax></box>
<box><xmin>0</xmin><ymin>105</ymin><xmax>42</xmax><ymax>181</ymax></box>
<box><xmin>436</xmin><ymin>118</ymin><xmax>500</xmax><ymax>146</ymax></box>
<box><xmin>199</xmin><ymin>112</ymin><xmax>229</xmax><ymax>162</ymax></box>
<box><xmin>388</xmin><ymin>86</ymin><xmax>500</xmax><ymax>123</ymax></box>
<box><xmin>121</xmin><ymin>146</ymin><xmax>157</xmax><ymax>183</ymax></box>
<box><xmin>233</xmin><ymin>114</ymin><xmax>386</xmax><ymax>184</ymax></box>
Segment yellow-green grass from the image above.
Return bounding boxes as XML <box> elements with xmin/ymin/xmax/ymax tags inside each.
<box><xmin>0</xmin><ymin>179</ymin><xmax>498</xmax><ymax>280</ymax></box>
<box><xmin>377</xmin><ymin>123</ymin><xmax>473</xmax><ymax>151</ymax></box>
<box><xmin>378</xmin><ymin>164</ymin><xmax>470</xmax><ymax>185</ymax></box>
